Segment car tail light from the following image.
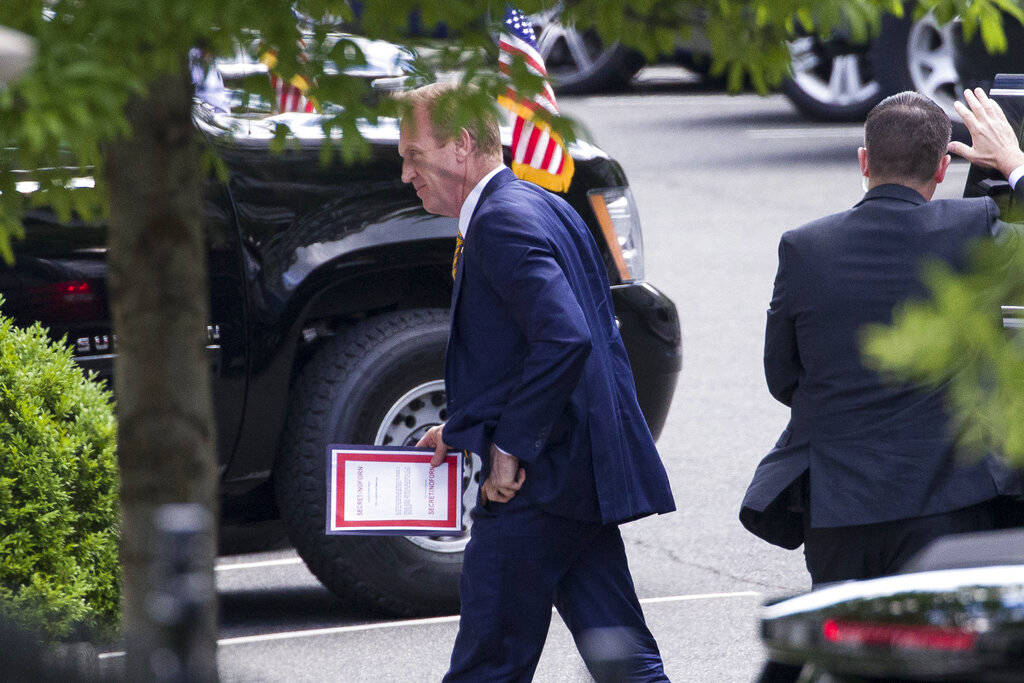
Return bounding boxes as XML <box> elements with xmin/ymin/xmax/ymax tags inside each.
<box><xmin>588</xmin><ymin>187</ymin><xmax>644</xmax><ymax>283</ymax></box>
<box><xmin>26</xmin><ymin>280</ymin><xmax>105</xmax><ymax>321</ymax></box>
<box><xmin>822</xmin><ymin>619</ymin><xmax>977</xmax><ymax>651</ymax></box>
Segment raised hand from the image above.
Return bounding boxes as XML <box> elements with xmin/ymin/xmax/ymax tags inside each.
<box><xmin>948</xmin><ymin>87</ymin><xmax>1024</xmax><ymax>178</ymax></box>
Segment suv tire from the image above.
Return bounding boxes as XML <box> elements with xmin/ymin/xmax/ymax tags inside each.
<box><xmin>276</xmin><ymin>309</ymin><xmax>479</xmax><ymax>616</ymax></box>
<box><xmin>530</xmin><ymin>9</ymin><xmax>644</xmax><ymax>94</ymax></box>
<box><xmin>782</xmin><ymin>35</ymin><xmax>884</xmax><ymax>121</ymax></box>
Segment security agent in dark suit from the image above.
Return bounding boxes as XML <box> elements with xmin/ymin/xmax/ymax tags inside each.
<box><xmin>741</xmin><ymin>89</ymin><xmax>1024</xmax><ymax>588</ymax></box>
<box><xmin>397</xmin><ymin>83</ymin><xmax>675</xmax><ymax>682</ymax></box>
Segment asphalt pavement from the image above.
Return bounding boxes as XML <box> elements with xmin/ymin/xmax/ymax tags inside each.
<box><xmin>207</xmin><ymin>76</ymin><xmax>975</xmax><ymax>682</ymax></box>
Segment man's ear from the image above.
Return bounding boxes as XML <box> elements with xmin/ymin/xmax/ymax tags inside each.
<box><xmin>858</xmin><ymin>147</ymin><xmax>869</xmax><ymax>178</ymax></box>
<box><xmin>934</xmin><ymin>153</ymin><xmax>951</xmax><ymax>184</ymax></box>
<box><xmin>454</xmin><ymin>128</ymin><xmax>473</xmax><ymax>162</ymax></box>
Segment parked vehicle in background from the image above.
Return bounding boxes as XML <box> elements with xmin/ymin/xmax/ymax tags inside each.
<box><xmin>0</xmin><ymin>105</ymin><xmax>681</xmax><ymax>616</ymax></box>
<box><xmin>527</xmin><ymin>5</ymin><xmax>966</xmax><ymax>123</ymax></box>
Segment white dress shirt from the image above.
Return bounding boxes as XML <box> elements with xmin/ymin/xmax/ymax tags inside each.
<box><xmin>1008</xmin><ymin>164</ymin><xmax>1024</xmax><ymax>191</ymax></box>
<box><xmin>458</xmin><ymin>165</ymin><xmax>506</xmax><ymax>238</ymax></box>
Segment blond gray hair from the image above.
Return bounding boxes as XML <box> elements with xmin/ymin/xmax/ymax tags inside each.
<box><xmin>395</xmin><ymin>82</ymin><xmax>502</xmax><ymax>157</ymax></box>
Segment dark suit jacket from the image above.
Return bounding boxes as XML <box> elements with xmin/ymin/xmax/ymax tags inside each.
<box><xmin>741</xmin><ymin>183</ymin><xmax>1024</xmax><ymax>548</ymax></box>
<box><xmin>441</xmin><ymin>168</ymin><xmax>675</xmax><ymax>524</ymax></box>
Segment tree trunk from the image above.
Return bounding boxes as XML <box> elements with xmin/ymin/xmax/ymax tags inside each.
<box><xmin>104</xmin><ymin>63</ymin><xmax>219</xmax><ymax>681</ymax></box>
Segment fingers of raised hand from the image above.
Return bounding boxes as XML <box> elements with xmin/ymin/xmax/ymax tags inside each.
<box><xmin>964</xmin><ymin>87</ymin><xmax>982</xmax><ymax>112</ymax></box>
<box><xmin>956</xmin><ymin>96</ymin><xmax>981</xmax><ymax>132</ymax></box>
<box><xmin>947</xmin><ymin>140</ymin><xmax>971</xmax><ymax>159</ymax></box>
<box><xmin>980</xmin><ymin>89</ymin><xmax>1004</xmax><ymax>118</ymax></box>
<box><xmin>973</xmin><ymin>86</ymin><xmax>995</xmax><ymax>111</ymax></box>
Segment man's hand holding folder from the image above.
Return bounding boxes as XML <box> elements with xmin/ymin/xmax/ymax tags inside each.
<box><xmin>417</xmin><ymin>425</ymin><xmax>525</xmax><ymax>504</ymax></box>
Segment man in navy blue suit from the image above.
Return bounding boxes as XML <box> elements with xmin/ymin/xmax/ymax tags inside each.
<box><xmin>741</xmin><ymin>89</ymin><xmax>1024</xmax><ymax>593</ymax></box>
<box><xmin>398</xmin><ymin>82</ymin><xmax>675</xmax><ymax>681</ymax></box>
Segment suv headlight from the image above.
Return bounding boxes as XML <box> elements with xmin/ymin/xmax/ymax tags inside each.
<box><xmin>588</xmin><ymin>187</ymin><xmax>644</xmax><ymax>283</ymax></box>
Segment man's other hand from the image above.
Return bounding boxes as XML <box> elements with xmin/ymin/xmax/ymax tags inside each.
<box><xmin>948</xmin><ymin>87</ymin><xmax>1024</xmax><ymax>178</ymax></box>
<box><xmin>481</xmin><ymin>443</ymin><xmax>526</xmax><ymax>505</ymax></box>
<box><xmin>416</xmin><ymin>424</ymin><xmax>450</xmax><ymax>467</ymax></box>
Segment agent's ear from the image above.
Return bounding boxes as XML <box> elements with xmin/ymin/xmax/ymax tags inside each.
<box><xmin>934</xmin><ymin>153</ymin><xmax>951</xmax><ymax>184</ymax></box>
<box><xmin>858</xmin><ymin>147</ymin><xmax>869</xmax><ymax>178</ymax></box>
<box><xmin>454</xmin><ymin>128</ymin><xmax>473</xmax><ymax>162</ymax></box>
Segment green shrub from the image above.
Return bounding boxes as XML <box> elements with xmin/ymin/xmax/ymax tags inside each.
<box><xmin>0</xmin><ymin>304</ymin><xmax>119</xmax><ymax>640</ymax></box>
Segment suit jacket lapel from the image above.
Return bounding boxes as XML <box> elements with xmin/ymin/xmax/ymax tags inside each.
<box><xmin>448</xmin><ymin>168</ymin><xmax>517</xmax><ymax>328</ymax></box>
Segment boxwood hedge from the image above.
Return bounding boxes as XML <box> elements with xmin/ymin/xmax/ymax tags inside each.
<box><xmin>0</xmin><ymin>306</ymin><xmax>119</xmax><ymax>639</ymax></box>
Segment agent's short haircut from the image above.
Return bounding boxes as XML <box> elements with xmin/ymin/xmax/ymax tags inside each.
<box><xmin>395</xmin><ymin>82</ymin><xmax>502</xmax><ymax>158</ymax></box>
<box><xmin>864</xmin><ymin>91</ymin><xmax>952</xmax><ymax>183</ymax></box>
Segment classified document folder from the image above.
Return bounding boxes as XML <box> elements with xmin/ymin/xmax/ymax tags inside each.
<box><xmin>325</xmin><ymin>445</ymin><xmax>464</xmax><ymax>535</ymax></box>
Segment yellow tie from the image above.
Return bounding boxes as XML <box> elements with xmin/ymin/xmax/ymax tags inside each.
<box><xmin>452</xmin><ymin>233</ymin><xmax>464</xmax><ymax>280</ymax></box>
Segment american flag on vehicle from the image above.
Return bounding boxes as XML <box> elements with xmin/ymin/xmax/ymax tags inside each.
<box><xmin>260</xmin><ymin>49</ymin><xmax>318</xmax><ymax>114</ymax></box>
<box><xmin>269</xmin><ymin>73</ymin><xmax>316</xmax><ymax>113</ymax></box>
<box><xmin>496</xmin><ymin>7</ymin><xmax>575</xmax><ymax>192</ymax></box>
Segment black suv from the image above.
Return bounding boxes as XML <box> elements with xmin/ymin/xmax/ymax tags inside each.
<box><xmin>0</xmin><ymin>105</ymin><xmax>681</xmax><ymax>615</ymax></box>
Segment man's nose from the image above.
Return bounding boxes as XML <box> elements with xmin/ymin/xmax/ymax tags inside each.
<box><xmin>400</xmin><ymin>160</ymin><xmax>413</xmax><ymax>184</ymax></box>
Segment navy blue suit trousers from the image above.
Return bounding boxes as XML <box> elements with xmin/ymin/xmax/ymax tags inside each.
<box><xmin>444</xmin><ymin>497</ymin><xmax>668</xmax><ymax>682</ymax></box>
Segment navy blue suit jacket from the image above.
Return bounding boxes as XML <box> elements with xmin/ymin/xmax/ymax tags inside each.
<box><xmin>741</xmin><ymin>183</ymin><xmax>1023</xmax><ymax>547</ymax></box>
<box><xmin>441</xmin><ymin>169</ymin><xmax>675</xmax><ymax>525</ymax></box>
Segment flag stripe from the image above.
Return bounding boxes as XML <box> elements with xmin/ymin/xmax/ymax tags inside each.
<box><xmin>497</xmin><ymin>38</ymin><xmax>547</xmax><ymax>76</ymax></box>
<box><xmin>529</xmin><ymin>129</ymin><xmax>550</xmax><ymax>167</ymax></box>
<box><xmin>512</xmin><ymin>115</ymin><xmax>526</xmax><ymax>153</ymax></box>
<box><xmin>540</xmin><ymin>135</ymin><xmax>556</xmax><ymax>170</ymax></box>
<box><xmin>515</xmin><ymin>126</ymin><xmax>533</xmax><ymax>163</ymax></box>
<box><xmin>523</xmin><ymin>125</ymin><xmax>542</xmax><ymax>164</ymax></box>
<box><xmin>547</xmin><ymin>145</ymin><xmax>562</xmax><ymax>174</ymax></box>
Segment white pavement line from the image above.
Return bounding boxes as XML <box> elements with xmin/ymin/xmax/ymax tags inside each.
<box><xmin>96</xmin><ymin>589</ymin><xmax>762</xmax><ymax>659</ymax></box>
<box><xmin>219</xmin><ymin>614</ymin><xmax>463</xmax><ymax>647</ymax></box>
<box><xmin>745</xmin><ymin>127</ymin><xmax>862</xmax><ymax>139</ymax></box>
<box><xmin>215</xmin><ymin>557</ymin><xmax>303</xmax><ymax>572</ymax></box>
<box><xmin>639</xmin><ymin>590</ymin><xmax>759</xmax><ymax>605</ymax></box>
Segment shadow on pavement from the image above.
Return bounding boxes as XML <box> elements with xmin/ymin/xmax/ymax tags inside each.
<box><xmin>748</xmin><ymin>145</ymin><xmax>860</xmax><ymax>167</ymax></box>
<box><xmin>218</xmin><ymin>585</ymin><xmax>370</xmax><ymax>638</ymax></box>
<box><xmin>217</xmin><ymin>583</ymin><xmax>458</xmax><ymax>640</ymax></box>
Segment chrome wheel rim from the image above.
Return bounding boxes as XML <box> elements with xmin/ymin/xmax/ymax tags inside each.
<box><xmin>906</xmin><ymin>14</ymin><xmax>961</xmax><ymax>119</ymax></box>
<box><xmin>374</xmin><ymin>380</ymin><xmax>481</xmax><ymax>554</ymax></box>
<box><xmin>529</xmin><ymin>6</ymin><xmax>614</xmax><ymax>83</ymax></box>
<box><xmin>788</xmin><ymin>36</ymin><xmax>881</xmax><ymax>107</ymax></box>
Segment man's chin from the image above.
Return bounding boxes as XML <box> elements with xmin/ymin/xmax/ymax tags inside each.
<box><xmin>421</xmin><ymin>201</ymin><xmax>447</xmax><ymax>217</ymax></box>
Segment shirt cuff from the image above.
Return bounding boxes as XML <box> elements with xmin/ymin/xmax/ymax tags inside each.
<box><xmin>493</xmin><ymin>443</ymin><xmax>515</xmax><ymax>458</ymax></box>
<box><xmin>1008</xmin><ymin>164</ymin><xmax>1024</xmax><ymax>190</ymax></box>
